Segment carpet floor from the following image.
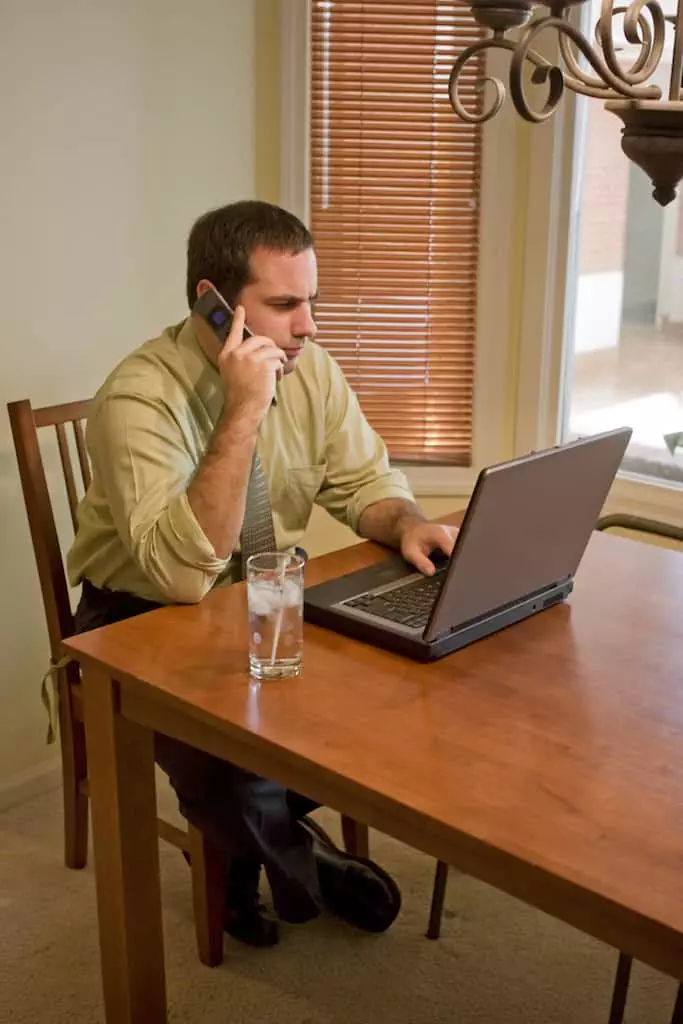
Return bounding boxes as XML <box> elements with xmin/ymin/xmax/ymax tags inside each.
<box><xmin>0</xmin><ymin>781</ymin><xmax>677</xmax><ymax>1023</ymax></box>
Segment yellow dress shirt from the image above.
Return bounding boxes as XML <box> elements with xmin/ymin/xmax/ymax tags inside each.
<box><xmin>67</xmin><ymin>317</ymin><xmax>414</xmax><ymax>604</ymax></box>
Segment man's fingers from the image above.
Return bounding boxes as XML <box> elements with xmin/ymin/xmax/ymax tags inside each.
<box><xmin>231</xmin><ymin>335</ymin><xmax>284</xmax><ymax>359</ymax></box>
<box><xmin>402</xmin><ymin>526</ymin><xmax>459</xmax><ymax>576</ymax></box>
<box><xmin>403</xmin><ymin>543</ymin><xmax>436</xmax><ymax>576</ymax></box>
<box><xmin>414</xmin><ymin>554</ymin><xmax>436</xmax><ymax>576</ymax></box>
<box><xmin>249</xmin><ymin>346</ymin><xmax>287</xmax><ymax>365</ymax></box>
<box><xmin>223</xmin><ymin>304</ymin><xmax>248</xmax><ymax>352</ymax></box>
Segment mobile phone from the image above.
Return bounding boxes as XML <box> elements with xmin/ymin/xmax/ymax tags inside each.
<box><xmin>192</xmin><ymin>286</ymin><xmax>252</xmax><ymax>345</ymax></box>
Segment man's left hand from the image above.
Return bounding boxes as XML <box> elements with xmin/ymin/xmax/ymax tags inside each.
<box><xmin>400</xmin><ymin>522</ymin><xmax>459</xmax><ymax>576</ymax></box>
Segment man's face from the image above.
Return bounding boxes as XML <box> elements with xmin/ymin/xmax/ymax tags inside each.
<box><xmin>236</xmin><ymin>245</ymin><xmax>318</xmax><ymax>375</ymax></box>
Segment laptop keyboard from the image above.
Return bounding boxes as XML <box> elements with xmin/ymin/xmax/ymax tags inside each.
<box><xmin>344</xmin><ymin>570</ymin><xmax>446</xmax><ymax>630</ymax></box>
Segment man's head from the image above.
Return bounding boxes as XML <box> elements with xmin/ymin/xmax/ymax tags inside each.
<box><xmin>187</xmin><ymin>200</ymin><xmax>318</xmax><ymax>373</ymax></box>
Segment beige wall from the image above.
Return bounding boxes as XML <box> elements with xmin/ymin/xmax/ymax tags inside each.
<box><xmin>254</xmin><ymin>0</ymin><xmax>281</xmax><ymax>203</ymax></box>
<box><xmin>0</xmin><ymin>0</ymin><xmax>259</xmax><ymax>791</ymax></box>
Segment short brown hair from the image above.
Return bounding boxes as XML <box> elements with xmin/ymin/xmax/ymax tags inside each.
<box><xmin>185</xmin><ymin>200</ymin><xmax>314</xmax><ymax>309</ymax></box>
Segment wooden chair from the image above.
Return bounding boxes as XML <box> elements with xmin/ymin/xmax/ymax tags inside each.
<box><xmin>7</xmin><ymin>396</ymin><xmax>231</xmax><ymax>966</ymax></box>
<box><xmin>7</xmin><ymin>396</ymin><xmax>395</xmax><ymax>964</ymax></box>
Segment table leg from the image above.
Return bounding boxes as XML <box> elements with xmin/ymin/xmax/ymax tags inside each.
<box><xmin>426</xmin><ymin>860</ymin><xmax>449</xmax><ymax>941</ymax></box>
<box><xmin>341</xmin><ymin>815</ymin><xmax>370</xmax><ymax>858</ymax></box>
<box><xmin>671</xmin><ymin>984</ymin><xmax>683</xmax><ymax>1024</ymax></box>
<box><xmin>81</xmin><ymin>663</ymin><xmax>166</xmax><ymax>1023</ymax></box>
<box><xmin>607</xmin><ymin>953</ymin><xmax>633</xmax><ymax>1024</ymax></box>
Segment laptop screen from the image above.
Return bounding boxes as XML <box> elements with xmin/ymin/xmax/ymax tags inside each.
<box><xmin>424</xmin><ymin>428</ymin><xmax>631</xmax><ymax>642</ymax></box>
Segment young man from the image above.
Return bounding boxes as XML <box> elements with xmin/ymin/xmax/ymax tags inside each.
<box><xmin>68</xmin><ymin>200</ymin><xmax>456</xmax><ymax>946</ymax></box>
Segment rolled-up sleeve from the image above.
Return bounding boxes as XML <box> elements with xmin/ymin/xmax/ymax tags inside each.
<box><xmin>92</xmin><ymin>392</ymin><xmax>230</xmax><ymax>603</ymax></box>
<box><xmin>315</xmin><ymin>356</ymin><xmax>414</xmax><ymax>532</ymax></box>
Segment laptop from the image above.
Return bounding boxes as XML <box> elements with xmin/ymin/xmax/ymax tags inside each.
<box><xmin>303</xmin><ymin>427</ymin><xmax>632</xmax><ymax>662</ymax></box>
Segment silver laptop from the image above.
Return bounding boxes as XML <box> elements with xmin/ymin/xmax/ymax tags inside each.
<box><xmin>303</xmin><ymin>427</ymin><xmax>632</xmax><ymax>661</ymax></box>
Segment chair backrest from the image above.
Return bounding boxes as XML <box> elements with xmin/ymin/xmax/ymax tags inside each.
<box><xmin>7</xmin><ymin>398</ymin><xmax>91</xmax><ymax>661</ymax></box>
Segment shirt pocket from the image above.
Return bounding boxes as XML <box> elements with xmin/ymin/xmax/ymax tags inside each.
<box><xmin>274</xmin><ymin>464</ymin><xmax>327</xmax><ymax>534</ymax></box>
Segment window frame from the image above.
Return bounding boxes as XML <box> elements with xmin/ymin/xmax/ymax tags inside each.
<box><xmin>505</xmin><ymin>18</ymin><xmax>683</xmax><ymax>528</ymax></box>
<box><xmin>279</xmin><ymin>0</ymin><xmax>519</xmax><ymax>496</ymax></box>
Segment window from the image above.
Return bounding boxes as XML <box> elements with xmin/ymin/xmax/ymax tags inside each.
<box><xmin>507</xmin><ymin>0</ymin><xmax>683</xmax><ymax>525</ymax></box>
<box><xmin>563</xmin><ymin>80</ymin><xmax>683</xmax><ymax>487</ymax></box>
<box><xmin>309</xmin><ymin>0</ymin><xmax>484</xmax><ymax>465</ymax></box>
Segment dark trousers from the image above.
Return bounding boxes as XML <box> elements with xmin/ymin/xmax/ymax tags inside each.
<box><xmin>74</xmin><ymin>579</ymin><xmax>322</xmax><ymax>922</ymax></box>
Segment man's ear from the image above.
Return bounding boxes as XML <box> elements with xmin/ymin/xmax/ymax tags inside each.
<box><xmin>191</xmin><ymin>281</ymin><xmax>223</xmax><ymax>365</ymax></box>
<box><xmin>195</xmin><ymin>279</ymin><xmax>215</xmax><ymax>301</ymax></box>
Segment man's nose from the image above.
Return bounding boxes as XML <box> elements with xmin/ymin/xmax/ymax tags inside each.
<box><xmin>293</xmin><ymin>305</ymin><xmax>317</xmax><ymax>340</ymax></box>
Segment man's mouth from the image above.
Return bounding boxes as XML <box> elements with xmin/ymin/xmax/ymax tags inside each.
<box><xmin>283</xmin><ymin>345</ymin><xmax>304</xmax><ymax>361</ymax></box>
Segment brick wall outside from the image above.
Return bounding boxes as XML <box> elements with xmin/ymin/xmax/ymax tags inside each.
<box><xmin>577</xmin><ymin>102</ymin><xmax>630</xmax><ymax>275</ymax></box>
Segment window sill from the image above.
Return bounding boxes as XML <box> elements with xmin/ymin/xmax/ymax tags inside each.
<box><xmin>606</xmin><ymin>471</ymin><xmax>683</xmax><ymax>529</ymax></box>
<box><xmin>400</xmin><ymin>459</ymin><xmax>683</xmax><ymax>531</ymax></box>
<box><xmin>398</xmin><ymin>464</ymin><xmax>477</xmax><ymax>498</ymax></box>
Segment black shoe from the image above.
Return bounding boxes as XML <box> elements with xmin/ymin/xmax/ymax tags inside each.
<box><xmin>225</xmin><ymin>904</ymin><xmax>280</xmax><ymax>947</ymax></box>
<box><xmin>302</xmin><ymin>816</ymin><xmax>401</xmax><ymax>934</ymax></box>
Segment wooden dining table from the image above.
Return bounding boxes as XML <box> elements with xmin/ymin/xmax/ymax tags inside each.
<box><xmin>63</xmin><ymin>515</ymin><xmax>683</xmax><ymax>1022</ymax></box>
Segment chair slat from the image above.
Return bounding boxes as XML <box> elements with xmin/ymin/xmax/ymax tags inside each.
<box><xmin>33</xmin><ymin>399</ymin><xmax>91</xmax><ymax>429</ymax></box>
<box><xmin>157</xmin><ymin>820</ymin><xmax>191</xmax><ymax>854</ymax></box>
<box><xmin>55</xmin><ymin>423</ymin><xmax>79</xmax><ymax>532</ymax></box>
<box><xmin>72</xmin><ymin>419</ymin><xmax>91</xmax><ymax>489</ymax></box>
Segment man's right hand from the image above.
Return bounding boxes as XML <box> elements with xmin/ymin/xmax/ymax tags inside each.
<box><xmin>218</xmin><ymin>305</ymin><xmax>286</xmax><ymax>421</ymax></box>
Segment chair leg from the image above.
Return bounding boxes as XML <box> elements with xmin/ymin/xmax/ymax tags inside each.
<box><xmin>671</xmin><ymin>985</ymin><xmax>683</xmax><ymax>1024</ymax></box>
<box><xmin>426</xmin><ymin>860</ymin><xmax>449</xmax><ymax>940</ymax></box>
<box><xmin>59</xmin><ymin>677</ymin><xmax>89</xmax><ymax>869</ymax></box>
<box><xmin>607</xmin><ymin>953</ymin><xmax>633</xmax><ymax>1024</ymax></box>
<box><xmin>341</xmin><ymin>815</ymin><xmax>370</xmax><ymax>858</ymax></box>
<box><xmin>189</xmin><ymin>824</ymin><xmax>226</xmax><ymax>967</ymax></box>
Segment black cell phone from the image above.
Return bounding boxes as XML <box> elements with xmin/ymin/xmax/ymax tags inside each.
<box><xmin>192</xmin><ymin>286</ymin><xmax>252</xmax><ymax>345</ymax></box>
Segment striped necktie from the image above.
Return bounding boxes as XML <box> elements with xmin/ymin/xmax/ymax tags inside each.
<box><xmin>240</xmin><ymin>449</ymin><xmax>277</xmax><ymax>579</ymax></box>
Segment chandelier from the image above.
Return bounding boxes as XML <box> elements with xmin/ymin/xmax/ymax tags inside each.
<box><xmin>448</xmin><ymin>0</ymin><xmax>683</xmax><ymax>205</ymax></box>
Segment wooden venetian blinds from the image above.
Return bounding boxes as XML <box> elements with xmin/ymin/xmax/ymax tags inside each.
<box><xmin>310</xmin><ymin>0</ymin><xmax>484</xmax><ymax>465</ymax></box>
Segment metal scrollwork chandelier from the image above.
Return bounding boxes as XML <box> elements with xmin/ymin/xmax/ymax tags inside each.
<box><xmin>449</xmin><ymin>0</ymin><xmax>683</xmax><ymax>205</ymax></box>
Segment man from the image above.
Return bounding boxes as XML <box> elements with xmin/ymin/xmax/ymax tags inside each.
<box><xmin>68</xmin><ymin>199</ymin><xmax>456</xmax><ymax>947</ymax></box>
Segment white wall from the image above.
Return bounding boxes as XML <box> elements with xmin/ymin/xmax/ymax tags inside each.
<box><xmin>656</xmin><ymin>195</ymin><xmax>683</xmax><ymax>327</ymax></box>
<box><xmin>572</xmin><ymin>272</ymin><xmax>623</xmax><ymax>353</ymax></box>
<box><xmin>0</xmin><ymin>0</ymin><xmax>256</xmax><ymax>789</ymax></box>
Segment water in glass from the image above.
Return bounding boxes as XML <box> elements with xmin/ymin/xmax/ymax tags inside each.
<box><xmin>247</xmin><ymin>553</ymin><xmax>304</xmax><ymax>679</ymax></box>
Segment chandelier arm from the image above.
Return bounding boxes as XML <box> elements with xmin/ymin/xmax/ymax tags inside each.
<box><xmin>564</xmin><ymin>6</ymin><xmax>654</xmax><ymax>88</ymax></box>
<box><xmin>669</xmin><ymin>0</ymin><xmax>683</xmax><ymax>100</ymax></box>
<box><xmin>447</xmin><ymin>36</ymin><xmax>544</xmax><ymax>124</ymax></box>
<box><xmin>558</xmin><ymin>27</ymin><xmax>622</xmax><ymax>93</ymax></box>
<box><xmin>509</xmin><ymin>14</ymin><xmax>660</xmax><ymax>124</ymax></box>
<box><xmin>589</xmin><ymin>4</ymin><xmax>656</xmax><ymax>79</ymax></box>
<box><xmin>607</xmin><ymin>5</ymin><xmax>654</xmax><ymax>78</ymax></box>
<box><xmin>598</xmin><ymin>0</ymin><xmax>666</xmax><ymax>85</ymax></box>
<box><xmin>620</xmin><ymin>2</ymin><xmax>662</xmax><ymax>77</ymax></box>
<box><xmin>447</xmin><ymin>34</ymin><xmax>608</xmax><ymax>124</ymax></box>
